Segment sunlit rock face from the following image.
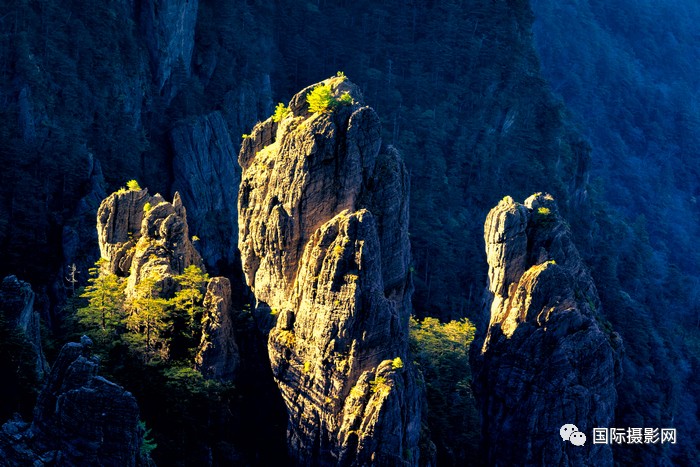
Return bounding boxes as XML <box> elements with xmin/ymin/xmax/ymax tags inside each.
<box><xmin>97</xmin><ymin>188</ymin><xmax>203</xmax><ymax>296</ymax></box>
<box><xmin>97</xmin><ymin>189</ymin><xmax>238</xmax><ymax>378</ymax></box>
<box><xmin>474</xmin><ymin>193</ymin><xmax>623</xmax><ymax>466</ymax></box>
<box><xmin>238</xmin><ymin>77</ymin><xmax>422</xmax><ymax>465</ymax></box>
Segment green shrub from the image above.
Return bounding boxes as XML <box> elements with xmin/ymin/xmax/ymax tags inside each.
<box><xmin>307</xmin><ymin>84</ymin><xmax>336</xmax><ymax>113</ymax></box>
<box><xmin>143</xmin><ymin>202</ymin><xmax>152</xmax><ymax>212</ymax></box>
<box><xmin>338</xmin><ymin>91</ymin><xmax>353</xmax><ymax>105</ymax></box>
<box><xmin>272</xmin><ymin>102</ymin><xmax>290</xmax><ymax>122</ymax></box>
<box><xmin>126</xmin><ymin>179</ymin><xmax>141</xmax><ymax>191</ymax></box>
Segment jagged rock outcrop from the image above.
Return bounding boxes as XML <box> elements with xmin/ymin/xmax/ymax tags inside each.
<box><xmin>195</xmin><ymin>277</ymin><xmax>239</xmax><ymax>380</ymax></box>
<box><xmin>171</xmin><ymin>112</ymin><xmax>240</xmax><ymax>270</ymax></box>
<box><xmin>97</xmin><ymin>187</ymin><xmax>239</xmax><ymax>376</ymax></box>
<box><xmin>0</xmin><ymin>337</ymin><xmax>147</xmax><ymax>466</ymax></box>
<box><xmin>473</xmin><ymin>193</ymin><xmax>623</xmax><ymax>466</ymax></box>
<box><xmin>97</xmin><ymin>188</ymin><xmax>204</xmax><ymax>296</ymax></box>
<box><xmin>238</xmin><ymin>76</ymin><xmax>421</xmax><ymax>465</ymax></box>
<box><xmin>0</xmin><ymin>275</ymin><xmax>48</xmax><ymax>378</ymax></box>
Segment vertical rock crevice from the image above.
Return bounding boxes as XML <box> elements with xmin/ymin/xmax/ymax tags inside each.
<box><xmin>238</xmin><ymin>76</ymin><xmax>421</xmax><ymax>465</ymax></box>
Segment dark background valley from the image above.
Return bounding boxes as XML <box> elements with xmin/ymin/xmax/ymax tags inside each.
<box><xmin>0</xmin><ymin>0</ymin><xmax>699</xmax><ymax>465</ymax></box>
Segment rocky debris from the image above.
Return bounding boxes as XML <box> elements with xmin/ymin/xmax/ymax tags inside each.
<box><xmin>97</xmin><ymin>188</ymin><xmax>204</xmax><ymax>296</ymax></box>
<box><xmin>171</xmin><ymin>112</ymin><xmax>240</xmax><ymax>270</ymax></box>
<box><xmin>473</xmin><ymin>193</ymin><xmax>623</xmax><ymax>466</ymax></box>
<box><xmin>0</xmin><ymin>338</ymin><xmax>147</xmax><ymax>466</ymax></box>
<box><xmin>138</xmin><ymin>0</ymin><xmax>199</xmax><ymax>99</ymax></box>
<box><xmin>195</xmin><ymin>277</ymin><xmax>239</xmax><ymax>380</ymax></box>
<box><xmin>0</xmin><ymin>275</ymin><xmax>48</xmax><ymax>378</ymax></box>
<box><xmin>238</xmin><ymin>76</ymin><xmax>422</xmax><ymax>465</ymax></box>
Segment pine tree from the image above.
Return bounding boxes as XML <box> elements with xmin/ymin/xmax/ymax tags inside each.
<box><xmin>125</xmin><ymin>273</ymin><xmax>170</xmax><ymax>361</ymax></box>
<box><xmin>77</xmin><ymin>258</ymin><xmax>126</xmax><ymax>344</ymax></box>
<box><xmin>171</xmin><ymin>265</ymin><xmax>210</xmax><ymax>333</ymax></box>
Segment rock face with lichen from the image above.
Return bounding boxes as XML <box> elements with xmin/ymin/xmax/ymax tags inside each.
<box><xmin>473</xmin><ymin>193</ymin><xmax>623</xmax><ymax>466</ymax></box>
<box><xmin>238</xmin><ymin>76</ymin><xmax>421</xmax><ymax>465</ymax></box>
<box><xmin>0</xmin><ymin>338</ymin><xmax>147</xmax><ymax>466</ymax></box>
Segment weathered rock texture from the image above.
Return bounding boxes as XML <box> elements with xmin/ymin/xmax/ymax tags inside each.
<box><xmin>0</xmin><ymin>275</ymin><xmax>48</xmax><ymax>378</ymax></box>
<box><xmin>0</xmin><ymin>338</ymin><xmax>147</xmax><ymax>466</ymax></box>
<box><xmin>474</xmin><ymin>193</ymin><xmax>623</xmax><ymax>466</ymax></box>
<box><xmin>195</xmin><ymin>277</ymin><xmax>239</xmax><ymax>380</ymax></box>
<box><xmin>171</xmin><ymin>111</ymin><xmax>240</xmax><ymax>270</ymax></box>
<box><xmin>139</xmin><ymin>0</ymin><xmax>199</xmax><ymax>98</ymax></box>
<box><xmin>238</xmin><ymin>77</ymin><xmax>421</xmax><ymax>465</ymax></box>
<box><xmin>96</xmin><ymin>188</ymin><xmax>238</xmax><ymax>377</ymax></box>
<box><xmin>97</xmin><ymin>188</ymin><xmax>203</xmax><ymax>296</ymax></box>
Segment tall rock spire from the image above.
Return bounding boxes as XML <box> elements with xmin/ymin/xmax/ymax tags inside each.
<box><xmin>474</xmin><ymin>193</ymin><xmax>623</xmax><ymax>466</ymax></box>
<box><xmin>238</xmin><ymin>76</ymin><xmax>422</xmax><ymax>465</ymax></box>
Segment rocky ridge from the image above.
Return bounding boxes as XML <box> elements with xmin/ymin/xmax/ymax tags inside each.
<box><xmin>473</xmin><ymin>193</ymin><xmax>623</xmax><ymax>466</ymax></box>
<box><xmin>238</xmin><ymin>76</ymin><xmax>421</xmax><ymax>465</ymax></box>
<box><xmin>0</xmin><ymin>337</ymin><xmax>147</xmax><ymax>466</ymax></box>
<box><xmin>97</xmin><ymin>188</ymin><xmax>204</xmax><ymax>296</ymax></box>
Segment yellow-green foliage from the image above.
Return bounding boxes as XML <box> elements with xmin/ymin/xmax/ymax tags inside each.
<box><xmin>338</xmin><ymin>91</ymin><xmax>353</xmax><ymax>105</ymax></box>
<box><xmin>143</xmin><ymin>202</ymin><xmax>152</xmax><ymax>212</ymax></box>
<box><xmin>409</xmin><ymin>316</ymin><xmax>479</xmax><ymax>457</ymax></box>
<box><xmin>538</xmin><ymin>207</ymin><xmax>551</xmax><ymax>216</ymax></box>
<box><xmin>303</xmin><ymin>361</ymin><xmax>311</xmax><ymax>374</ymax></box>
<box><xmin>349</xmin><ymin>384</ymin><xmax>365</xmax><ymax>399</ymax></box>
<box><xmin>126</xmin><ymin>179</ymin><xmax>141</xmax><ymax>191</ymax></box>
<box><xmin>370</xmin><ymin>376</ymin><xmax>390</xmax><ymax>395</ymax></box>
<box><xmin>336</xmin><ymin>71</ymin><xmax>347</xmax><ymax>80</ymax></box>
<box><xmin>272</xmin><ymin>102</ymin><xmax>290</xmax><ymax>122</ymax></box>
<box><xmin>276</xmin><ymin>330</ymin><xmax>296</xmax><ymax>347</ymax></box>
<box><xmin>307</xmin><ymin>84</ymin><xmax>336</xmax><ymax>113</ymax></box>
<box><xmin>391</xmin><ymin>357</ymin><xmax>404</xmax><ymax>370</ymax></box>
<box><xmin>332</xmin><ymin>244</ymin><xmax>345</xmax><ymax>257</ymax></box>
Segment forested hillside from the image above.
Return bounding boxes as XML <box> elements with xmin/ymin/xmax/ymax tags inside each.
<box><xmin>0</xmin><ymin>0</ymin><xmax>697</xmax><ymax>465</ymax></box>
<box><xmin>531</xmin><ymin>1</ymin><xmax>700</xmax><ymax>464</ymax></box>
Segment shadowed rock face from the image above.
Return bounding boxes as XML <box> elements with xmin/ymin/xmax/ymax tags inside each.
<box><xmin>0</xmin><ymin>275</ymin><xmax>48</xmax><ymax>378</ymax></box>
<box><xmin>238</xmin><ymin>77</ymin><xmax>421</xmax><ymax>466</ymax></box>
<box><xmin>171</xmin><ymin>111</ymin><xmax>240</xmax><ymax>271</ymax></box>
<box><xmin>195</xmin><ymin>276</ymin><xmax>239</xmax><ymax>380</ymax></box>
<box><xmin>474</xmin><ymin>193</ymin><xmax>623</xmax><ymax>466</ymax></box>
<box><xmin>138</xmin><ymin>0</ymin><xmax>199</xmax><ymax>99</ymax></box>
<box><xmin>0</xmin><ymin>338</ymin><xmax>146</xmax><ymax>466</ymax></box>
